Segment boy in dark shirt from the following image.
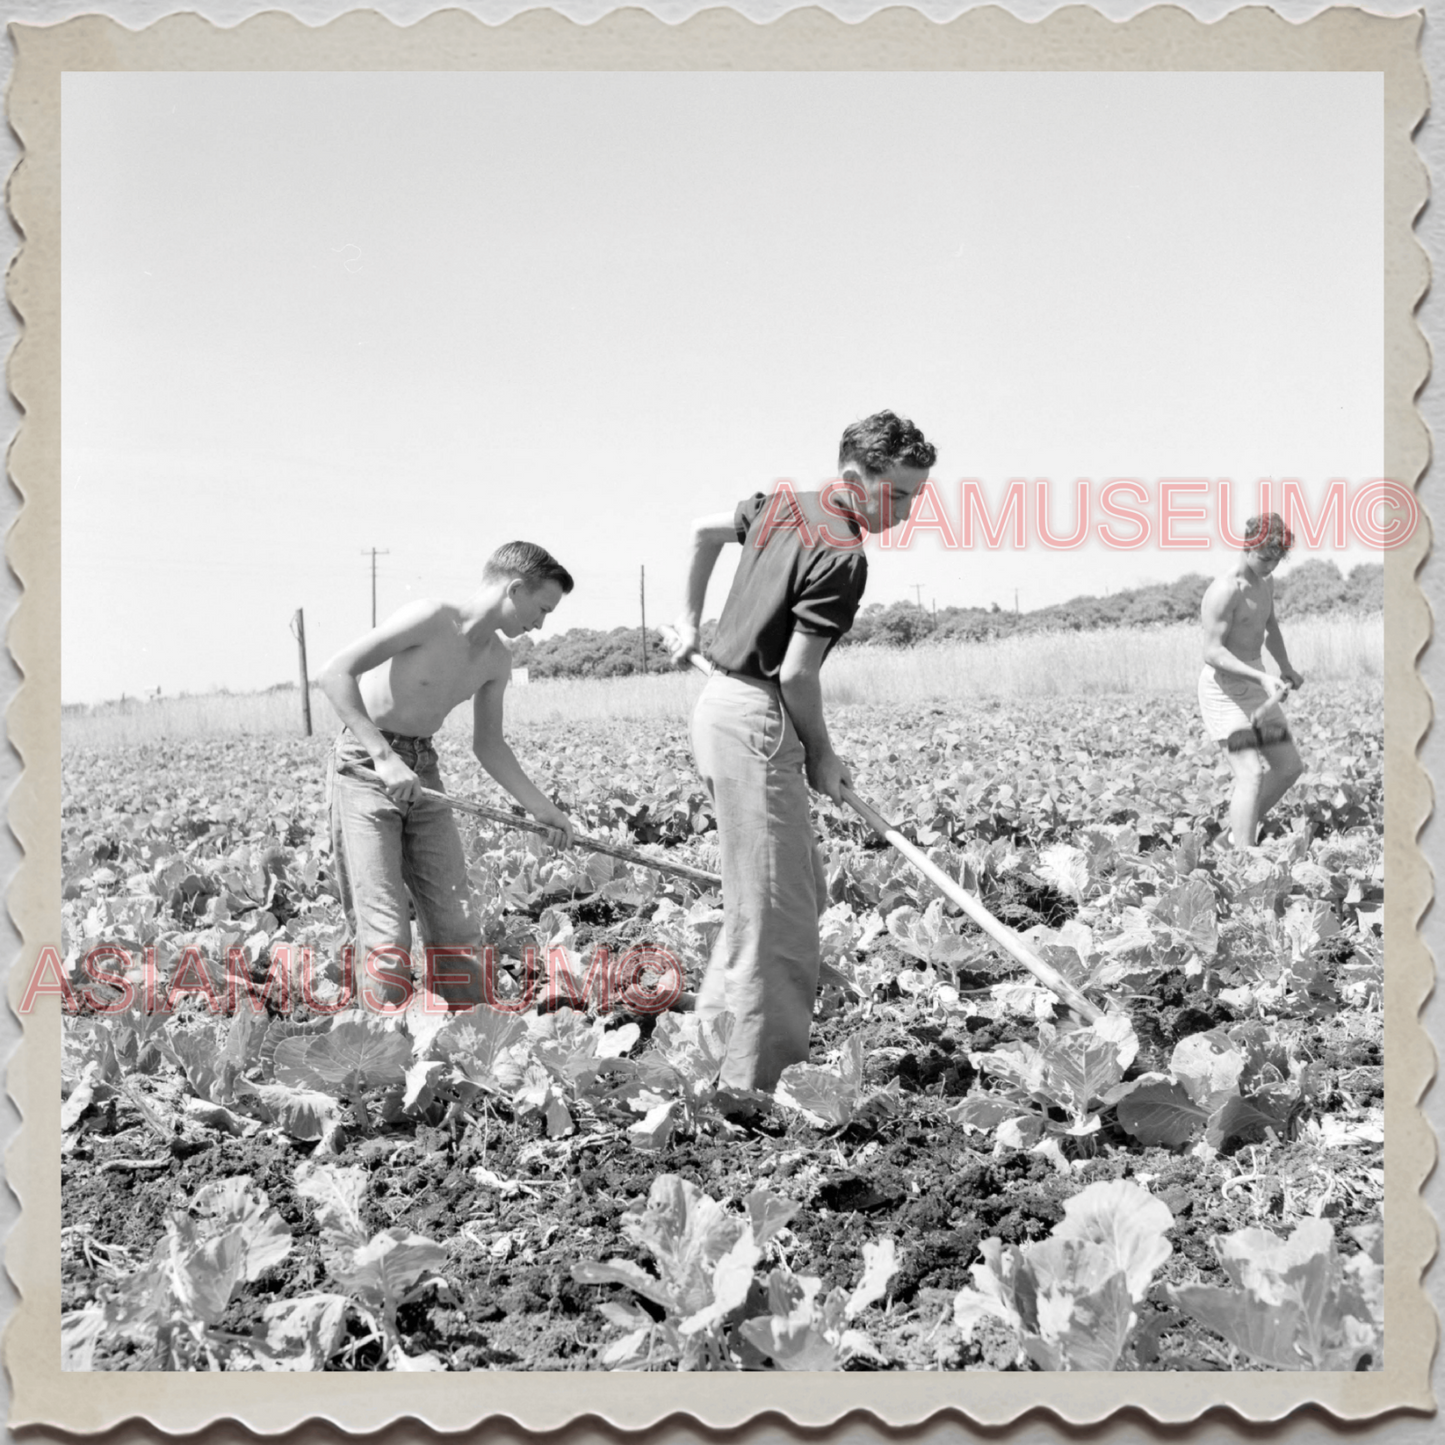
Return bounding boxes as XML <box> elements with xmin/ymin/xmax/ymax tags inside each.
<box><xmin>671</xmin><ymin>411</ymin><xmax>937</xmax><ymax>1090</ymax></box>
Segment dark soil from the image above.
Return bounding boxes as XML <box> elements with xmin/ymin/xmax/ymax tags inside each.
<box><xmin>63</xmin><ymin>982</ymin><xmax>1383</xmax><ymax>1371</ymax></box>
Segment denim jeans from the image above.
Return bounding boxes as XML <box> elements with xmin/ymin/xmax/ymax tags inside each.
<box><xmin>691</xmin><ymin>673</ymin><xmax>827</xmax><ymax>1091</ymax></box>
<box><xmin>328</xmin><ymin>729</ymin><xmax>483</xmax><ymax>1008</ymax></box>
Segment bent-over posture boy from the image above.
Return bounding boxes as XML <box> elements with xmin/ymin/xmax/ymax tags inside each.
<box><xmin>671</xmin><ymin>411</ymin><xmax>936</xmax><ymax>1090</ymax></box>
<box><xmin>319</xmin><ymin>542</ymin><xmax>576</xmax><ymax>1007</ymax></box>
<box><xmin>1198</xmin><ymin>513</ymin><xmax>1305</xmax><ymax>850</ymax></box>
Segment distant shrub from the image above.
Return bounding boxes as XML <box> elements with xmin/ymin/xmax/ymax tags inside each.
<box><xmin>498</xmin><ymin>565</ymin><xmax>1382</xmax><ymax>678</ymax></box>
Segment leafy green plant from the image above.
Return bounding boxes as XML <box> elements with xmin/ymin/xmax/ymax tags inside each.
<box><xmin>62</xmin><ymin>1176</ymin><xmax>292</xmax><ymax>1370</ymax></box>
<box><xmin>964</xmin><ymin>1013</ymin><xmax>1139</xmax><ymax>1144</ymax></box>
<box><xmin>293</xmin><ymin>1161</ymin><xmax>450</xmax><ymax>1370</ymax></box>
<box><xmin>625</xmin><ymin>1011</ymin><xmax>735</xmax><ymax>1149</ymax></box>
<box><xmin>740</xmin><ymin>1238</ymin><xmax>897</xmax><ymax>1370</ymax></box>
<box><xmin>572</xmin><ymin>1175</ymin><xmax>798</xmax><ymax>1369</ymax></box>
<box><xmin>886</xmin><ymin>898</ymin><xmax>975</xmax><ymax>967</ymax></box>
<box><xmin>274</xmin><ymin>1012</ymin><xmax>411</xmax><ymax>1116</ymax></box>
<box><xmin>225</xmin><ymin>1011</ymin><xmax>415</xmax><ymax>1149</ymax></box>
<box><xmin>1169</xmin><ymin>1218</ymin><xmax>1383</xmax><ymax>1370</ymax></box>
<box><xmin>775</xmin><ymin>1035</ymin><xmax>866</xmax><ymax>1130</ymax></box>
<box><xmin>1113</xmin><ymin>1025</ymin><xmax>1307</xmax><ymax>1151</ymax></box>
<box><xmin>1149</xmin><ymin>877</ymin><xmax>1219</xmax><ymax>969</ymax></box>
<box><xmin>953</xmin><ymin>1179</ymin><xmax>1174</xmax><ymax>1370</ymax></box>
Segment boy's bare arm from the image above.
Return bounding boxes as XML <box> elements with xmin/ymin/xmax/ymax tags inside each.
<box><xmin>471</xmin><ymin>672</ymin><xmax>576</xmax><ymax>848</ymax></box>
<box><xmin>1264</xmin><ymin>606</ymin><xmax>1304</xmax><ymax>688</ymax></box>
<box><xmin>779</xmin><ymin>630</ymin><xmax>851</xmax><ymax>805</ymax></box>
<box><xmin>670</xmin><ymin>509</ymin><xmax>739</xmax><ymax>661</ymax></box>
<box><xmin>318</xmin><ymin>601</ymin><xmax>445</xmax><ymax>800</ymax></box>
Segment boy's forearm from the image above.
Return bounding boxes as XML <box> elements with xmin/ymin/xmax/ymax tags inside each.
<box><xmin>1264</xmin><ymin>622</ymin><xmax>1294</xmax><ymax>672</ymax></box>
<box><xmin>1202</xmin><ymin>640</ymin><xmax>1271</xmax><ymax>685</ymax></box>
<box><xmin>474</xmin><ymin>739</ymin><xmax>554</xmax><ymax>815</ymax></box>
<box><xmin>779</xmin><ymin>670</ymin><xmax>835</xmax><ymax>768</ymax></box>
<box><xmin>319</xmin><ymin>673</ymin><xmax>393</xmax><ymax>760</ymax></box>
<box><xmin>680</xmin><ymin>538</ymin><xmax>724</xmax><ymax>627</ymax></box>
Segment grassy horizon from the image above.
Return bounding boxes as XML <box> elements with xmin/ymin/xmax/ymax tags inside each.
<box><xmin>62</xmin><ymin>615</ymin><xmax>1383</xmax><ymax>751</ymax></box>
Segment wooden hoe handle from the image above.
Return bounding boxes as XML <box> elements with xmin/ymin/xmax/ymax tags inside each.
<box><xmin>1250</xmin><ymin>678</ymin><xmax>1294</xmax><ymax>726</ymax></box>
<box><xmin>421</xmin><ymin>788</ymin><xmax>722</xmax><ymax>890</ymax></box>
<box><xmin>840</xmin><ymin>785</ymin><xmax>1102</xmax><ymax>1023</ymax></box>
<box><xmin>666</xmin><ymin>630</ymin><xmax>1102</xmax><ymax>1023</ymax></box>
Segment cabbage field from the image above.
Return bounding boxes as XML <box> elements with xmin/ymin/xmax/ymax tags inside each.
<box><xmin>58</xmin><ymin>682</ymin><xmax>1385</xmax><ymax>1372</ymax></box>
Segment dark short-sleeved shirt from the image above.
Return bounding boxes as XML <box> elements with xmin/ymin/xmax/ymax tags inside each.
<box><xmin>708</xmin><ymin>487</ymin><xmax>868</xmax><ymax>680</ymax></box>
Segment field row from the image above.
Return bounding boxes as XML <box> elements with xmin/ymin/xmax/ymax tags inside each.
<box><xmin>60</xmin><ymin>683</ymin><xmax>1385</xmax><ymax>1370</ymax></box>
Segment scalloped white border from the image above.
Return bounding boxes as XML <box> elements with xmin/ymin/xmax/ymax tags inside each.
<box><xmin>2</xmin><ymin>4</ymin><xmax>1433</xmax><ymax>1435</ymax></box>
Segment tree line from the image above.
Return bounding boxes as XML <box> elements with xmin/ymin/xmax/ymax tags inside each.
<box><xmin>507</xmin><ymin>559</ymin><xmax>1383</xmax><ymax>680</ymax></box>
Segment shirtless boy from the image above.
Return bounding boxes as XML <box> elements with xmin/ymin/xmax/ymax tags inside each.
<box><xmin>1198</xmin><ymin>513</ymin><xmax>1306</xmax><ymax>850</ymax></box>
<box><xmin>671</xmin><ymin>410</ymin><xmax>936</xmax><ymax>1091</ymax></box>
<box><xmin>319</xmin><ymin>542</ymin><xmax>575</xmax><ymax>1008</ymax></box>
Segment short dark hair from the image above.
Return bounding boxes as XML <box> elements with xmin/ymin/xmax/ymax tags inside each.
<box><xmin>482</xmin><ymin>541</ymin><xmax>574</xmax><ymax>593</ymax></box>
<box><xmin>1242</xmin><ymin>513</ymin><xmax>1293</xmax><ymax>555</ymax></box>
<box><xmin>838</xmin><ymin>410</ymin><xmax>937</xmax><ymax>476</ymax></box>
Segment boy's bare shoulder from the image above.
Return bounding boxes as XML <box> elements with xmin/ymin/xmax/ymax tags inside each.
<box><xmin>1202</xmin><ymin>572</ymin><xmax>1241</xmax><ymax>612</ymax></box>
<box><xmin>415</xmin><ymin>597</ymin><xmax>460</xmax><ymax>622</ymax></box>
<box><xmin>385</xmin><ymin>597</ymin><xmax>458</xmax><ymax>635</ymax></box>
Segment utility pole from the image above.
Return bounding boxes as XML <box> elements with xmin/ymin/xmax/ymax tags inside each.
<box><xmin>290</xmin><ymin>609</ymin><xmax>312</xmax><ymax>737</ymax></box>
<box><xmin>932</xmin><ymin>598</ymin><xmax>937</xmax><ymax>631</ymax></box>
<box><xmin>1014</xmin><ymin>588</ymin><xmax>1020</xmax><ymax>615</ymax></box>
<box><xmin>911</xmin><ymin>583</ymin><xmax>925</xmax><ymax>609</ymax></box>
<box><xmin>639</xmin><ymin>565</ymin><xmax>649</xmax><ymax>674</ymax></box>
<box><xmin>361</xmin><ymin>547</ymin><xmax>390</xmax><ymax>626</ymax></box>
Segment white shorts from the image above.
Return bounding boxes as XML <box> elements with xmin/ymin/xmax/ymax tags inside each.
<box><xmin>1197</xmin><ymin>663</ymin><xmax>1287</xmax><ymax>743</ymax></box>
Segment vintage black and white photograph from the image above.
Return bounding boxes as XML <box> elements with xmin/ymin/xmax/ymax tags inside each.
<box><xmin>35</xmin><ymin>22</ymin><xmax>1411</xmax><ymax>1399</ymax></box>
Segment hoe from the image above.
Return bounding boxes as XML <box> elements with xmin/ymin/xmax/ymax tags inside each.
<box><xmin>1224</xmin><ymin>681</ymin><xmax>1294</xmax><ymax>754</ymax></box>
<box><xmin>421</xmin><ymin>788</ymin><xmax>722</xmax><ymax>890</ymax></box>
<box><xmin>667</xmin><ymin>636</ymin><xmax>1102</xmax><ymax>1024</ymax></box>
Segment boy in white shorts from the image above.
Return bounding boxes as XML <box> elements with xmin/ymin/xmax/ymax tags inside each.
<box><xmin>1198</xmin><ymin>513</ymin><xmax>1305</xmax><ymax>849</ymax></box>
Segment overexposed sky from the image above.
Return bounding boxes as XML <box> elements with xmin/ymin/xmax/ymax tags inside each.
<box><xmin>62</xmin><ymin>71</ymin><xmax>1382</xmax><ymax>702</ymax></box>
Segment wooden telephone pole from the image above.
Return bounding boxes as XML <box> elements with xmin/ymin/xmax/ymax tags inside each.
<box><xmin>290</xmin><ymin>609</ymin><xmax>312</xmax><ymax>737</ymax></box>
<box><xmin>639</xmin><ymin>565</ymin><xmax>649</xmax><ymax>674</ymax></box>
<box><xmin>361</xmin><ymin>547</ymin><xmax>390</xmax><ymax>626</ymax></box>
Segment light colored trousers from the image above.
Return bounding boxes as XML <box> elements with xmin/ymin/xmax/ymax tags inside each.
<box><xmin>328</xmin><ymin>730</ymin><xmax>484</xmax><ymax>1008</ymax></box>
<box><xmin>691</xmin><ymin>673</ymin><xmax>827</xmax><ymax>1091</ymax></box>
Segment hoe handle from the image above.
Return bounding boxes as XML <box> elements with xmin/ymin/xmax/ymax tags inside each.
<box><xmin>666</xmin><ymin>630</ymin><xmax>1102</xmax><ymax>1022</ymax></box>
<box><xmin>1251</xmin><ymin>678</ymin><xmax>1294</xmax><ymax>725</ymax></box>
<box><xmin>840</xmin><ymin>786</ymin><xmax>1102</xmax><ymax>1023</ymax></box>
<box><xmin>421</xmin><ymin>788</ymin><xmax>722</xmax><ymax>890</ymax></box>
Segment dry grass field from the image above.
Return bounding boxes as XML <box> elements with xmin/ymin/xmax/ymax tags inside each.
<box><xmin>61</xmin><ymin>615</ymin><xmax>1383</xmax><ymax>749</ymax></box>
